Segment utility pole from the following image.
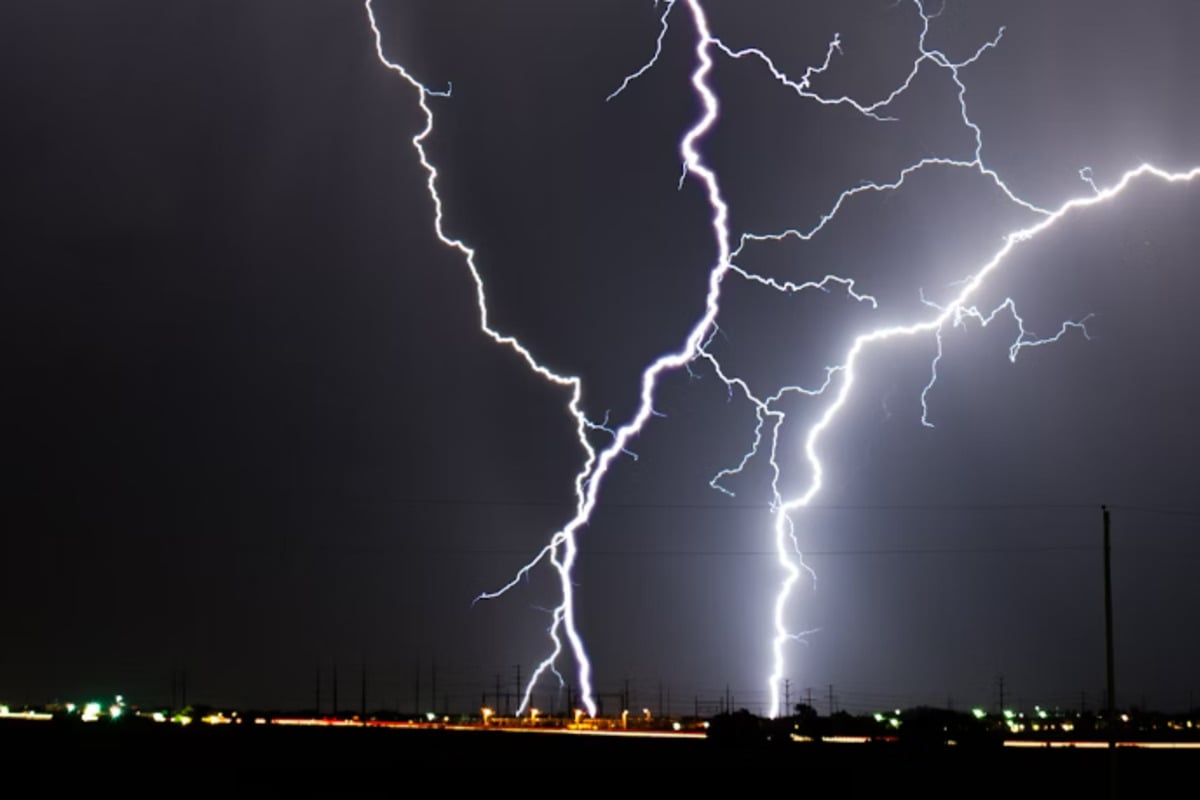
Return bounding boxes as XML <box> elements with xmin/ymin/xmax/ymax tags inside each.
<box><xmin>1103</xmin><ymin>505</ymin><xmax>1118</xmax><ymax>800</ymax></box>
<box><xmin>806</xmin><ymin>687</ymin><xmax>813</xmax><ymax>709</ymax></box>
<box><xmin>784</xmin><ymin>679</ymin><xmax>791</xmax><ymax>717</ymax></box>
<box><xmin>1103</xmin><ymin>505</ymin><xmax>1116</xmax><ymax>737</ymax></box>
<box><xmin>514</xmin><ymin>664</ymin><xmax>522</xmax><ymax>711</ymax></box>
<box><xmin>495</xmin><ymin>674</ymin><xmax>502</xmax><ymax>715</ymax></box>
<box><xmin>997</xmin><ymin>675</ymin><xmax>1006</xmax><ymax>714</ymax></box>
<box><xmin>828</xmin><ymin>684</ymin><xmax>835</xmax><ymax>716</ymax></box>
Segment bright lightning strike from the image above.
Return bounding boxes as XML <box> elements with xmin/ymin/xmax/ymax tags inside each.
<box><xmin>757</xmin><ymin>160</ymin><xmax>1199</xmax><ymax>716</ymax></box>
<box><xmin>363</xmin><ymin>0</ymin><xmax>599</xmax><ymax>716</ymax></box>
<box><xmin>366</xmin><ymin>0</ymin><xmax>1200</xmax><ymax>720</ymax></box>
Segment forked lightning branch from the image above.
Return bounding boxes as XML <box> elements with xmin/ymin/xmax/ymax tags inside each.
<box><xmin>364</xmin><ymin>0</ymin><xmax>1200</xmax><ymax>719</ymax></box>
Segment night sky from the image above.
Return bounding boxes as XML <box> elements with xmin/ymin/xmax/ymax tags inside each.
<box><xmin>3</xmin><ymin>1</ymin><xmax>1199</xmax><ymax>717</ymax></box>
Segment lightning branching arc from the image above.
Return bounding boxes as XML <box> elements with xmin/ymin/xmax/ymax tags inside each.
<box><xmin>365</xmin><ymin>0</ymin><xmax>1200</xmax><ymax>719</ymax></box>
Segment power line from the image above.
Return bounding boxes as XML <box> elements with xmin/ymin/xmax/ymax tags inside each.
<box><xmin>1110</xmin><ymin>504</ymin><xmax>1200</xmax><ymax>518</ymax></box>
<box><xmin>392</xmin><ymin>544</ymin><xmax>1101</xmax><ymax>557</ymax></box>
<box><xmin>383</xmin><ymin>497</ymin><xmax>1200</xmax><ymax>519</ymax></box>
<box><xmin>395</xmin><ymin>498</ymin><xmax>1109</xmax><ymax>512</ymax></box>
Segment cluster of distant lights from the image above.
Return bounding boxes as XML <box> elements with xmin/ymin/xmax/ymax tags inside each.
<box><xmin>479</xmin><ymin>705</ymin><xmax>699</xmax><ymax>734</ymax></box>
<box><xmin>3</xmin><ymin>698</ymin><xmax>1199</xmax><ymax>748</ymax></box>
<box><xmin>0</xmin><ymin>695</ymin><xmax>132</xmax><ymax>723</ymax></box>
<box><xmin>1</xmin><ymin>696</ymin><xmax>695</xmax><ymax>732</ymax></box>
<box><xmin>0</xmin><ymin>696</ymin><xmax>262</xmax><ymax>727</ymax></box>
<box><xmin>863</xmin><ymin>706</ymin><xmax>1083</xmax><ymax>733</ymax></box>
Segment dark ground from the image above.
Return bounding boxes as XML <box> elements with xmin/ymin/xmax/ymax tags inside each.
<box><xmin>2</xmin><ymin>720</ymin><xmax>1197</xmax><ymax>792</ymax></box>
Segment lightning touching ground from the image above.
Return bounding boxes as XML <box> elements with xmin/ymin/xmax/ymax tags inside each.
<box><xmin>365</xmin><ymin>0</ymin><xmax>1200</xmax><ymax>719</ymax></box>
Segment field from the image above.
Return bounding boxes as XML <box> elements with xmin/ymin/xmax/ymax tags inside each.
<box><xmin>3</xmin><ymin>719</ymin><xmax>1197</xmax><ymax>793</ymax></box>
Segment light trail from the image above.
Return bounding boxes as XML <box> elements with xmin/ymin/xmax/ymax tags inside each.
<box><xmin>365</xmin><ymin>1</ymin><xmax>1200</xmax><ymax>720</ymax></box>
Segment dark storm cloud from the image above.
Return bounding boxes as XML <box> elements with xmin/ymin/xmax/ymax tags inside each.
<box><xmin>1</xmin><ymin>1</ymin><xmax>1197</xmax><ymax>715</ymax></box>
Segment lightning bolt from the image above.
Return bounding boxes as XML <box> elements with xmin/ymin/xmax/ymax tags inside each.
<box><xmin>363</xmin><ymin>0</ymin><xmax>603</xmax><ymax>717</ymax></box>
<box><xmin>366</xmin><ymin>0</ymin><xmax>1200</xmax><ymax>720</ymax></box>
